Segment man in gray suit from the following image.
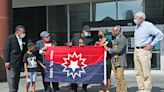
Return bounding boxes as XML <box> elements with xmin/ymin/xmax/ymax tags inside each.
<box><xmin>104</xmin><ymin>25</ymin><xmax>127</xmax><ymax>92</ymax></box>
<box><xmin>3</xmin><ymin>25</ymin><xmax>27</xmax><ymax>92</ymax></box>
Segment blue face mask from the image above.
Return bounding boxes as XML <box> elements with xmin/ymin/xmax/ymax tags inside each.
<box><xmin>105</xmin><ymin>35</ymin><xmax>112</xmax><ymax>40</ymax></box>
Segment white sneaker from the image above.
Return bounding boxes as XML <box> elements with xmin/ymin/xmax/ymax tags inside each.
<box><xmin>106</xmin><ymin>90</ymin><xmax>110</xmax><ymax>92</ymax></box>
<box><xmin>99</xmin><ymin>90</ymin><xmax>104</xmax><ymax>92</ymax></box>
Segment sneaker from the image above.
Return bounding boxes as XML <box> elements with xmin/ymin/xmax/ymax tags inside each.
<box><xmin>99</xmin><ymin>90</ymin><xmax>104</xmax><ymax>92</ymax></box>
<box><xmin>106</xmin><ymin>90</ymin><xmax>110</xmax><ymax>92</ymax></box>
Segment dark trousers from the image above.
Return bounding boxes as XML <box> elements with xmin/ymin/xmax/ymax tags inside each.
<box><xmin>6</xmin><ymin>68</ymin><xmax>21</xmax><ymax>92</ymax></box>
<box><xmin>71</xmin><ymin>83</ymin><xmax>88</xmax><ymax>92</ymax></box>
<box><xmin>40</xmin><ymin>67</ymin><xmax>59</xmax><ymax>91</ymax></box>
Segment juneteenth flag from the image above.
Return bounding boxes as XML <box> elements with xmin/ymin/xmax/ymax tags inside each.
<box><xmin>44</xmin><ymin>46</ymin><xmax>106</xmax><ymax>84</ymax></box>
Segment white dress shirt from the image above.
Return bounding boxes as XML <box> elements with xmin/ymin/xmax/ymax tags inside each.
<box><xmin>16</xmin><ymin>34</ymin><xmax>23</xmax><ymax>51</ymax></box>
<box><xmin>134</xmin><ymin>21</ymin><xmax>164</xmax><ymax>47</ymax></box>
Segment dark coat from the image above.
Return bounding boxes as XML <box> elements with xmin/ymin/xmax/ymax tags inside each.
<box><xmin>71</xmin><ymin>33</ymin><xmax>94</xmax><ymax>46</ymax></box>
<box><xmin>3</xmin><ymin>34</ymin><xmax>27</xmax><ymax>69</ymax></box>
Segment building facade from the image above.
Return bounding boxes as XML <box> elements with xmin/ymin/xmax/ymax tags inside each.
<box><xmin>0</xmin><ymin>0</ymin><xmax>164</xmax><ymax>80</ymax></box>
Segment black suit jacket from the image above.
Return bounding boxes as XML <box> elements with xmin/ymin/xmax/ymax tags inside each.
<box><xmin>71</xmin><ymin>33</ymin><xmax>94</xmax><ymax>46</ymax></box>
<box><xmin>3</xmin><ymin>34</ymin><xmax>27</xmax><ymax>69</ymax></box>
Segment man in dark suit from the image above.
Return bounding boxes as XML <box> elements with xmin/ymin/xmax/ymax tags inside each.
<box><xmin>68</xmin><ymin>25</ymin><xmax>94</xmax><ymax>92</ymax></box>
<box><xmin>3</xmin><ymin>25</ymin><xmax>27</xmax><ymax>92</ymax></box>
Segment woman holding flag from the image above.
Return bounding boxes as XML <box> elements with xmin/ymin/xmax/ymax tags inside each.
<box><xmin>95</xmin><ymin>28</ymin><xmax>112</xmax><ymax>92</ymax></box>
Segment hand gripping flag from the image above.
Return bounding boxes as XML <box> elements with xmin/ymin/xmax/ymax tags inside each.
<box><xmin>44</xmin><ymin>46</ymin><xmax>106</xmax><ymax>84</ymax></box>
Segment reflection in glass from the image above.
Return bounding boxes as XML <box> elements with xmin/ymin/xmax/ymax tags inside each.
<box><xmin>93</xmin><ymin>1</ymin><xmax>116</xmax><ymax>21</ymax></box>
<box><xmin>48</xmin><ymin>5</ymin><xmax>67</xmax><ymax>46</ymax></box>
<box><xmin>70</xmin><ymin>3</ymin><xmax>90</xmax><ymax>38</ymax></box>
<box><xmin>118</xmin><ymin>0</ymin><xmax>143</xmax><ymax>20</ymax></box>
<box><xmin>145</xmin><ymin>0</ymin><xmax>164</xmax><ymax>19</ymax></box>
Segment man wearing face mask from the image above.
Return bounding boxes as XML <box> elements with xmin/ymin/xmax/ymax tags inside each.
<box><xmin>133</xmin><ymin>12</ymin><xmax>163</xmax><ymax>92</ymax></box>
<box><xmin>69</xmin><ymin>25</ymin><xmax>93</xmax><ymax>46</ymax></box>
<box><xmin>104</xmin><ymin>25</ymin><xmax>127</xmax><ymax>92</ymax></box>
<box><xmin>68</xmin><ymin>25</ymin><xmax>94</xmax><ymax>92</ymax></box>
<box><xmin>3</xmin><ymin>25</ymin><xmax>27</xmax><ymax>92</ymax></box>
<box><xmin>35</xmin><ymin>31</ymin><xmax>59</xmax><ymax>92</ymax></box>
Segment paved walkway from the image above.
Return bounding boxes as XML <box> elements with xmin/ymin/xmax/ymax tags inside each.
<box><xmin>0</xmin><ymin>74</ymin><xmax>164</xmax><ymax>92</ymax></box>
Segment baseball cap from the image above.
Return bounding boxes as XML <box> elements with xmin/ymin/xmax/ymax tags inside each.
<box><xmin>40</xmin><ymin>31</ymin><xmax>50</xmax><ymax>38</ymax></box>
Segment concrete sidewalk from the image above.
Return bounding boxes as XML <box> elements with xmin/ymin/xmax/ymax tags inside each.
<box><xmin>0</xmin><ymin>74</ymin><xmax>164</xmax><ymax>92</ymax></box>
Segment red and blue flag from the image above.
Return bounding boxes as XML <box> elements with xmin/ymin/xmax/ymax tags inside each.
<box><xmin>44</xmin><ymin>46</ymin><xmax>106</xmax><ymax>84</ymax></box>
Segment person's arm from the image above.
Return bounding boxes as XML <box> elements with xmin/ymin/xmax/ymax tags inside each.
<box><xmin>35</xmin><ymin>41</ymin><xmax>40</xmax><ymax>53</ymax></box>
<box><xmin>37</xmin><ymin>60</ymin><xmax>46</xmax><ymax>69</ymax></box>
<box><xmin>35</xmin><ymin>41</ymin><xmax>46</xmax><ymax>54</ymax></box>
<box><xmin>24</xmin><ymin>63</ymin><xmax>29</xmax><ymax>77</ymax></box>
<box><xmin>35</xmin><ymin>53</ymin><xmax>45</xmax><ymax>69</ymax></box>
<box><xmin>52</xmin><ymin>40</ymin><xmax>57</xmax><ymax>46</ymax></box>
<box><xmin>68</xmin><ymin>34</ymin><xmax>75</xmax><ymax>46</ymax></box>
<box><xmin>108</xmin><ymin>37</ymin><xmax>126</xmax><ymax>54</ymax></box>
<box><xmin>3</xmin><ymin>37</ymin><xmax>11</xmax><ymax>68</ymax></box>
<box><xmin>144</xmin><ymin>23</ymin><xmax>164</xmax><ymax>50</ymax></box>
<box><xmin>23</xmin><ymin>54</ymin><xmax>29</xmax><ymax>76</ymax></box>
<box><xmin>106</xmin><ymin>40</ymin><xmax>113</xmax><ymax>48</ymax></box>
<box><xmin>150</xmin><ymin>23</ymin><xmax>164</xmax><ymax>46</ymax></box>
<box><xmin>70</xmin><ymin>34</ymin><xmax>74</xmax><ymax>43</ymax></box>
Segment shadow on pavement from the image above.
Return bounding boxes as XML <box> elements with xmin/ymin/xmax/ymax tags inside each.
<box><xmin>34</xmin><ymin>86</ymin><xmax>164</xmax><ymax>92</ymax></box>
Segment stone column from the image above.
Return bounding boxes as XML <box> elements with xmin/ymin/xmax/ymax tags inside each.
<box><xmin>0</xmin><ymin>0</ymin><xmax>12</xmax><ymax>82</ymax></box>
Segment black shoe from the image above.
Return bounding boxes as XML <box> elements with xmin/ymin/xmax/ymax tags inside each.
<box><xmin>81</xmin><ymin>89</ymin><xmax>87</xmax><ymax>92</ymax></box>
<box><xmin>71</xmin><ymin>89</ymin><xmax>77</xmax><ymax>92</ymax></box>
<box><xmin>45</xmin><ymin>89</ymin><xmax>51</xmax><ymax>92</ymax></box>
<box><xmin>54</xmin><ymin>90</ymin><xmax>60</xmax><ymax>92</ymax></box>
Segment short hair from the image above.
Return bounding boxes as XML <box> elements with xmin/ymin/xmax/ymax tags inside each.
<box><xmin>99</xmin><ymin>28</ymin><xmax>108</xmax><ymax>35</ymax></box>
<box><xmin>27</xmin><ymin>42</ymin><xmax>35</xmax><ymax>48</ymax></box>
<box><xmin>15</xmin><ymin>25</ymin><xmax>25</xmax><ymax>32</ymax></box>
<box><xmin>82</xmin><ymin>25</ymin><xmax>90</xmax><ymax>31</ymax></box>
<box><xmin>113</xmin><ymin>25</ymin><xmax>121</xmax><ymax>32</ymax></box>
<box><xmin>134</xmin><ymin>12</ymin><xmax>146</xmax><ymax>20</ymax></box>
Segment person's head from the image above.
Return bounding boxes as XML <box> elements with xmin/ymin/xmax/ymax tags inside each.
<box><xmin>40</xmin><ymin>31</ymin><xmax>50</xmax><ymax>42</ymax></box>
<box><xmin>112</xmin><ymin>25</ymin><xmax>121</xmax><ymax>37</ymax></box>
<box><xmin>27</xmin><ymin>42</ymin><xmax>35</xmax><ymax>52</ymax></box>
<box><xmin>82</xmin><ymin>25</ymin><xmax>91</xmax><ymax>37</ymax></box>
<box><xmin>15</xmin><ymin>25</ymin><xmax>26</xmax><ymax>38</ymax></box>
<box><xmin>98</xmin><ymin>28</ymin><xmax>108</xmax><ymax>39</ymax></box>
<box><xmin>134</xmin><ymin>12</ymin><xmax>146</xmax><ymax>25</ymax></box>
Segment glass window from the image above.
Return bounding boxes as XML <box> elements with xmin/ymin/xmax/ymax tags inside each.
<box><xmin>48</xmin><ymin>5</ymin><xmax>67</xmax><ymax>46</ymax></box>
<box><xmin>70</xmin><ymin>3</ymin><xmax>90</xmax><ymax>38</ymax></box>
<box><xmin>13</xmin><ymin>7</ymin><xmax>46</xmax><ymax>42</ymax></box>
<box><xmin>151</xmin><ymin>53</ymin><xmax>160</xmax><ymax>70</ymax></box>
<box><xmin>93</xmin><ymin>1</ymin><xmax>117</xmax><ymax>21</ymax></box>
<box><xmin>145</xmin><ymin>0</ymin><xmax>164</xmax><ymax>19</ymax></box>
<box><xmin>123</xmin><ymin>30</ymin><xmax>161</xmax><ymax>70</ymax></box>
<box><xmin>118</xmin><ymin>0</ymin><xmax>144</xmax><ymax>20</ymax></box>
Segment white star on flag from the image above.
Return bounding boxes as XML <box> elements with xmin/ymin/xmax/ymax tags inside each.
<box><xmin>68</xmin><ymin>60</ymin><xmax>80</xmax><ymax>72</ymax></box>
<box><xmin>62</xmin><ymin>52</ymin><xmax>87</xmax><ymax>79</ymax></box>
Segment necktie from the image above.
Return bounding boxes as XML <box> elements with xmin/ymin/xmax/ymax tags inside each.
<box><xmin>137</xmin><ymin>24</ymin><xmax>140</xmax><ymax>29</ymax></box>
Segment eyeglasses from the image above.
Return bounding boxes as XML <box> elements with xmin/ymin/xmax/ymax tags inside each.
<box><xmin>45</xmin><ymin>36</ymin><xmax>50</xmax><ymax>38</ymax></box>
